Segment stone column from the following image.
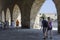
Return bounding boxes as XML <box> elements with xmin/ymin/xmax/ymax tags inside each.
<box><xmin>53</xmin><ymin>0</ymin><xmax>60</xmax><ymax>33</ymax></box>
<box><xmin>0</xmin><ymin>11</ymin><xmax>2</xmax><ymax>21</ymax></box>
<box><xmin>4</xmin><ymin>10</ymin><xmax>10</xmax><ymax>28</ymax></box>
<box><xmin>0</xmin><ymin>11</ymin><xmax>2</xmax><ymax>29</ymax></box>
<box><xmin>0</xmin><ymin>0</ymin><xmax>2</xmax><ymax>21</ymax></box>
<box><xmin>10</xmin><ymin>8</ymin><xmax>13</xmax><ymax>26</ymax></box>
<box><xmin>4</xmin><ymin>10</ymin><xmax>7</xmax><ymax>29</ymax></box>
<box><xmin>19</xmin><ymin>0</ymin><xmax>34</xmax><ymax>28</ymax></box>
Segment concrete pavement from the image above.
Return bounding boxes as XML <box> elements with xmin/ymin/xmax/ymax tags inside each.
<box><xmin>0</xmin><ymin>29</ymin><xmax>60</xmax><ymax>40</ymax></box>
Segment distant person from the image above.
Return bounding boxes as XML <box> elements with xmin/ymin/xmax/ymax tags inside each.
<box><xmin>16</xmin><ymin>20</ymin><xmax>19</xmax><ymax>27</ymax></box>
<box><xmin>3</xmin><ymin>20</ymin><xmax>9</xmax><ymax>29</ymax></box>
<box><xmin>41</xmin><ymin>17</ymin><xmax>48</xmax><ymax>39</ymax></box>
<box><xmin>47</xmin><ymin>17</ymin><xmax>52</xmax><ymax>39</ymax></box>
<box><xmin>11</xmin><ymin>20</ymin><xmax>15</xmax><ymax>28</ymax></box>
<box><xmin>5</xmin><ymin>21</ymin><xmax>9</xmax><ymax>28</ymax></box>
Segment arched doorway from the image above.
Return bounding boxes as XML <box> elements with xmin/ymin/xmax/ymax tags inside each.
<box><xmin>30</xmin><ymin>0</ymin><xmax>58</xmax><ymax>30</ymax></box>
<box><xmin>6</xmin><ymin>8</ymin><xmax>11</xmax><ymax>27</ymax></box>
<box><xmin>13</xmin><ymin>4</ymin><xmax>21</xmax><ymax>28</ymax></box>
<box><xmin>38</xmin><ymin>0</ymin><xmax>58</xmax><ymax>30</ymax></box>
<box><xmin>1</xmin><ymin>10</ymin><xmax>5</xmax><ymax>28</ymax></box>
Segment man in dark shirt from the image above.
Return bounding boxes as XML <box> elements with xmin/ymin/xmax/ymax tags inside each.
<box><xmin>42</xmin><ymin>17</ymin><xmax>48</xmax><ymax>39</ymax></box>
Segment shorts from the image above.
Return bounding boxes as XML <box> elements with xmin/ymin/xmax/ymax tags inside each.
<box><xmin>48</xmin><ymin>27</ymin><xmax>52</xmax><ymax>30</ymax></box>
<box><xmin>43</xmin><ymin>27</ymin><xmax>47</xmax><ymax>33</ymax></box>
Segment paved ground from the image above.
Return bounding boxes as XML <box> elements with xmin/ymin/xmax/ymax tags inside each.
<box><xmin>0</xmin><ymin>29</ymin><xmax>60</xmax><ymax>40</ymax></box>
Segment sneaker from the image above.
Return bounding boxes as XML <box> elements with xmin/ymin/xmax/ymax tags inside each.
<box><xmin>43</xmin><ymin>37</ymin><xmax>46</xmax><ymax>39</ymax></box>
<box><xmin>46</xmin><ymin>36</ymin><xmax>48</xmax><ymax>38</ymax></box>
<box><xmin>50</xmin><ymin>37</ymin><xmax>52</xmax><ymax>39</ymax></box>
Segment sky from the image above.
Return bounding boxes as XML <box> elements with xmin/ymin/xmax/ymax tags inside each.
<box><xmin>38</xmin><ymin>0</ymin><xmax>57</xmax><ymax>14</ymax></box>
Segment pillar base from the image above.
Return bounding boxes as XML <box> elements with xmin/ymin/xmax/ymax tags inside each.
<box><xmin>58</xmin><ymin>30</ymin><xmax>60</xmax><ymax>33</ymax></box>
<box><xmin>21</xmin><ymin>25</ymin><xmax>30</xmax><ymax>29</ymax></box>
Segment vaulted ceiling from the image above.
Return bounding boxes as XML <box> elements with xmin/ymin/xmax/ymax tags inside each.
<box><xmin>0</xmin><ymin>0</ymin><xmax>35</xmax><ymax>11</ymax></box>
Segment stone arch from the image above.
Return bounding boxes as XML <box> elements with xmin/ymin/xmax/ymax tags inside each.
<box><xmin>53</xmin><ymin>0</ymin><xmax>60</xmax><ymax>33</ymax></box>
<box><xmin>2</xmin><ymin>10</ymin><xmax>5</xmax><ymax>22</ymax></box>
<box><xmin>6</xmin><ymin>8</ymin><xmax>11</xmax><ymax>26</ymax></box>
<box><xmin>13</xmin><ymin>4</ymin><xmax>21</xmax><ymax>27</ymax></box>
<box><xmin>52</xmin><ymin>0</ymin><xmax>58</xmax><ymax>18</ymax></box>
<box><xmin>30</xmin><ymin>0</ymin><xmax>45</xmax><ymax>28</ymax></box>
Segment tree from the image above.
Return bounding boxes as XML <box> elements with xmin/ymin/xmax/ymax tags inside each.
<box><xmin>40</xmin><ymin>14</ymin><xmax>46</xmax><ymax>19</ymax></box>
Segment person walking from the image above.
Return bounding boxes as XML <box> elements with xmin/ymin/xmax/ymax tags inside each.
<box><xmin>47</xmin><ymin>17</ymin><xmax>52</xmax><ymax>39</ymax></box>
<box><xmin>41</xmin><ymin>17</ymin><xmax>48</xmax><ymax>39</ymax></box>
